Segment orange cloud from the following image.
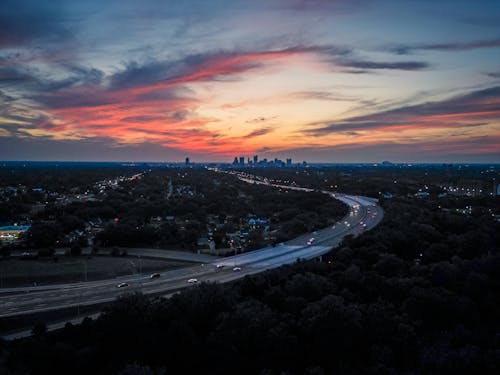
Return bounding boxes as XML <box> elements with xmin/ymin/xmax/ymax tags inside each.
<box><xmin>36</xmin><ymin>48</ymin><xmax>318</xmax><ymax>156</ymax></box>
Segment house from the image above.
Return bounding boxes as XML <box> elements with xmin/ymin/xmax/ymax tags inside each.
<box><xmin>0</xmin><ymin>225</ymin><xmax>31</xmax><ymax>243</ymax></box>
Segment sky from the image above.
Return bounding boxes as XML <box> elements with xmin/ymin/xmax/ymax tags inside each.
<box><xmin>0</xmin><ymin>0</ymin><xmax>499</xmax><ymax>163</ymax></box>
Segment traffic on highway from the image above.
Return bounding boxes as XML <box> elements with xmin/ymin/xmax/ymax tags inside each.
<box><xmin>0</xmin><ymin>178</ymin><xmax>383</xmax><ymax>324</ymax></box>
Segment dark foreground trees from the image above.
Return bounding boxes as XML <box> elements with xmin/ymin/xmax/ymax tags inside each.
<box><xmin>1</xmin><ymin>197</ymin><xmax>498</xmax><ymax>374</ymax></box>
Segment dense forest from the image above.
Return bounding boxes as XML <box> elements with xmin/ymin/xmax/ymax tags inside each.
<box><xmin>1</xmin><ymin>193</ymin><xmax>498</xmax><ymax>374</ymax></box>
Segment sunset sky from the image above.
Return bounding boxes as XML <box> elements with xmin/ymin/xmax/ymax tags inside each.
<box><xmin>1</xmin><ymin>0</ymin><xmax>499</xmax><ymax>162</ymax></box>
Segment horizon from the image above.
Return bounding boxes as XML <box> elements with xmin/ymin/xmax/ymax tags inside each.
<box><xmin>1</xmin><ymin>159</ymin><xmax>499</xmax><ymax>166</ymax></box>
<box><xmin>1</xmin><ymin>0</ymin><xmax>499</xmax><ymax>162</ymax></box>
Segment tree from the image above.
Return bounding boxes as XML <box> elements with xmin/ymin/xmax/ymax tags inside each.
<box><xmin>70</xmin><ymin>243</ymin><xmax>82</xmax><ymax>256</ymax></box>
<box><xmin>27</xmin><ymin>222</ymin><xmax>63</xmax><ymax>248</ymax></box>
<box><xmin>32</xmin><ymin>321</ymin><xmax>47</xmax><ymax>337</ymax></box>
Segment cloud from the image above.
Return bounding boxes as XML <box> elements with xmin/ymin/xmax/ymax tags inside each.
<box><xmin>245</xmin><ymin>127</ymin><xmax>274</xmax><ymax>138</ymax></box>
<box><xmin>305</xmin><ymin>86</ymin><xmax>500</xmax><ymax>135</ymax></box>
<box><xmin>290</xmin><ymin>91</ymin><xmax>359</xmax><ymax>101</ymax></box>
<box><xmin>256</xmin><ymin>146</ymin><xmax>272</xmax><ymax>153</ymax></box>
<box><xmin>1</xmin><ymin>46</ymin><xmax>329</xmax><ymax>154</ymax></box>
<box><xmin>485</xmin><ymin>71</ymin><xmax>500</xmax><ymax>79</ymax></box>
<box><xmin>389</xmin><ymin>38</ymin><xmax>500</xmax><ymax>55</ymax></box>
<box><xmin>336</xmin><ymin>58</ymin><xmax>429</xmax><ymax>71</ymax></box>
<box><xmin>0</xmin><ymin>0</ymin><xmax>72</xmax><ymax>48</ymax></box>
<box><xmin>245</xmin><ymin>116</ymin><xmax>278</xmax><ymax>123</ymax></box>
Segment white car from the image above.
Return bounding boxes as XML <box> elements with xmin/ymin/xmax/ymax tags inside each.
<box><xmin>307</xmin><ymin>237</ymin><xmax>315</xmax><ymax>245</ymax></box>
<box><xmin>233</xmin><ymin>267</ymin><xmax>242</xmax><ymax>272</ymax></box>
<box><xmin>149</xmin><ymin>273</ymin><xmax>160</xmax><ymax>279</ymax></box>
<box><xmin>117</xmin><ymin>282</ymin><xmax>129</xmax><ymax>288</ymax></box>
<box><xmin>187</xmin><ymin>278</ymin><xmax>198</xmax><ymax>283</ymax></box>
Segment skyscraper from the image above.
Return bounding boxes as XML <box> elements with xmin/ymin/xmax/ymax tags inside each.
<box><xmin>253</xmin><ymin>155</ymin><xmax>258</xmax><ymax>164</ymax></box>
<box><xmin>239</xmin><ymin>157</ymin><xmax>245</xmax><ymax>165</ymax></box>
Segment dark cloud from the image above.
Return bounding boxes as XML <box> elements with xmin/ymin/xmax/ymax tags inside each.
<box><xmin>246</xmin><ymin>127</ymin><xmax>273</xmax><ymax>138</ymax></box>
<box><xmin>341</xmin><ymin>131</ymin><xmax>360</xmax><ymax>136</ymax></box>
<box><xmin>0</xmin><ymin>66</ymin><xmax>36</xmax><ymax>83</ymax></box>
<box><xmin>120</xmin><ymin>115</ymin><xmax>164</xmax><ymax>123</ymax></box>
<box><xmin>290</xmin><ymin>91</ymin><xmax>376</xmax><ymax>105</ymax></box>
<box><xmin>273</xmin><ymin>0</ymin><xmax>369</xmax><ymax>14</ymax></box>
<box><xmin>256</xmin><ymin>146</ymin><xmax>272</xmax><ymax>153</ymax></box>
<box><xmin>245</xmin><ymin>116</ymin><xmax>278</xmax><ymax>123</ymax></box>
<box><xmin>389</xmin><ymin>38</ymin><xmax>500</xmax><ymax>55</ymax></box>
<box><xmin>35</xmin><ymin>65</ymin><xmax>105</xmax><ymax>92</ymax></box>
<box><xmin>4</xmin><ymin>44</ymin><xmax>350</xmax><ymax>115</ymax></box>
<box><xmin>336</xmin><ymin>58</ymin><xmax>429</xmax><ymax>71</ymax></box>
<box><xmin>485</xmin><ymin>71</ymin><xmax>500</xmax><ymax>79</ymax></box>
<box><xmin>246</xmin><ymin>117</ymin><xmax>267</xmax><ymax>123</ymax></box>
<box><xmin>33</xmin><ymin>86</ymin><xmax>114</xmax><ymax>110</ymax></box>
<box><xmin>0</xmin><ymin>0</ymin><xmax>71</xmax><ymax>47</ymax></box>
<box><xmin>0</xmin><ymin>90</ymin><xmax>15</xmax><ymax>103</ymax></box>
<box><xmin>0</xmin><ymin>63</ymin><xmax>106</xmax><ymax>111</ymax></box>
<box><xmin>306</xmin><ymin>86</ymin><xmax>500</xmax><ymax>135</ymax></box>
<box><xmin>109</xmin><ymin>60</ymin><xmax>183</xmax><ymax>91</ymax></box>
<box><xmin>108</xmin><ymin>45</ymin><xmax>348</xmax><ymax>91</ymax></box>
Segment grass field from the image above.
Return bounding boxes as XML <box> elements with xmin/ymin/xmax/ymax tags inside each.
<box><xmin>0</xmin><ymin>256</ymin><xmax>191</xmax><ymax>287</ymax></box>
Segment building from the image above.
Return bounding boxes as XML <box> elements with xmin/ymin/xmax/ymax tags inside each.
<box><xmin>185</xmin><ymin>157</ymin><xmax>190</xmax><ymax>166</ymax></box>
<box><xmin>414</xmin><ymin>191</ymin><xmax>429</xmax><ymax>198</ymax></box>
<box><xmin>0</xmin><ymin>225</ymin><xmax>31</xmax><ymax>244</ymax></box>
<box><xmin>239</xmin><ymin>156</ymin><xmax>245</xmax><ymax>165</ymax></box>
<box><xmin>253</xmin><ymin>155</ymin><xmax>258</xmax><ymax>164</ymax></box>
<box><xmin>286</xmin><ymin>158</ymin><xmax>292</xmax><ymax>166</ymax></box>
<box><xmin>233</xmin><ymin>157</ymin><xmax>239</xmax><ymax>165</ymax></box>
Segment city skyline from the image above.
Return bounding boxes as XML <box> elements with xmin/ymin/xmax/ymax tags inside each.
<box><xmin>1</xmin><ymin>0</ymin><xmax>499</xmax><ymax>163</ymax></box>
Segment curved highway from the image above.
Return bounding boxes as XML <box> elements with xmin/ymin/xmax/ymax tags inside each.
<box><xmin>0</xmin><ymin>181</ymin><xmax>383</xmax><ymax>323</ymax></box>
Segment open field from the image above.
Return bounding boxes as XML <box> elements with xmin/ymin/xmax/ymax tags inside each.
<box><xmin>0</xmin><ymin>256</ymin><xmax>191</xmax><ymax>287</ymax></box>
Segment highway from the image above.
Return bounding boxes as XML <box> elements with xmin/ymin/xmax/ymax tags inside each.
<box><xmin>0</xmin><ymin>180</ymin><xmax>383</xmax><ymax>333</ymax></box>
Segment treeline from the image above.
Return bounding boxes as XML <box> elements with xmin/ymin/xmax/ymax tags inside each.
<box><xmin>251</xmin><ymin>164</ymin><xmax>498</xmax><ymax>198</ymax></box>
<box><xmin>1</xmin><ymin>195</ymin><xmax>498</xmax><ymax>374</ymax></box>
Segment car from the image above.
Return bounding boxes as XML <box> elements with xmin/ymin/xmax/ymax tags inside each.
<box><xmin>307</xmin><ymin>237</ymin><xmax>315</xmax><ymax>245</ymax></box>
<box><xmin>117</xmin><ymin>282</ymin><xmax>129</xmax><ymax>288</ymax></box>
<box><xmin>233</xmin><ymin>267</ymin><xmax>242</xmax><ymax>272</ymax></box>
<box><xmin>149</xmin><ymin>273</ymin><xmax>160</xmax><ymax>279</ymax></box>
<box><xmin>216</xmin><ymin>264</ymin><xmax>224</xmax><ymax>268</ymax></box>
<box><xmin>187</xmin><ymin>278</ymin><xmax>198</xmax><ymax>283</ymax></box>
